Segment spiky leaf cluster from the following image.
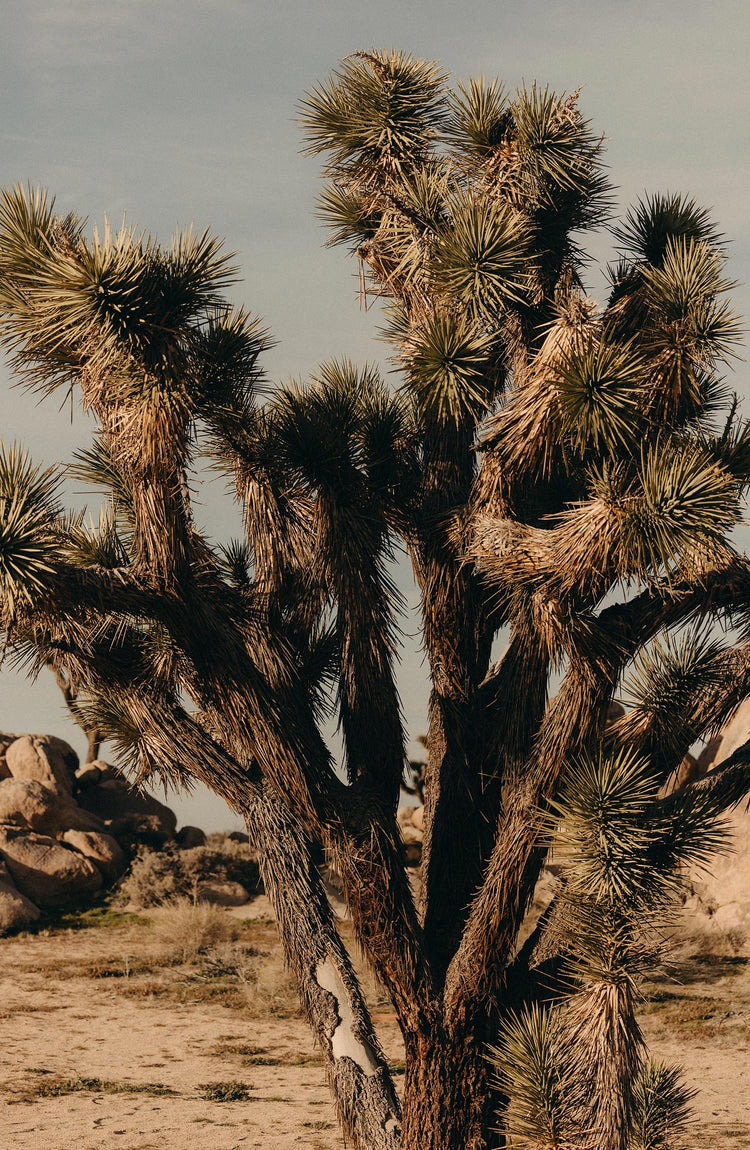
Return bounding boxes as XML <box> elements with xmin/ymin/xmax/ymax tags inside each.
<box><xmin>0</xmin><ymin>443</ymin><xmax>60</xmax><ymax>613</ymax></box>
<box><xmin>489</xmin><ymin>1003</ymin><xmax>578</xmax><ymax>1149</ymax></box>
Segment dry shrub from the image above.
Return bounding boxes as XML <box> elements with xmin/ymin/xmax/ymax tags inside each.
<box><xmin>241</xmin><ymin>949</ymin><xmax>301</xmax><ymax>1018</ymax></box>
<box><xmin>152</xmin><ymin>898</ymin><xmax>240</xmax><ymax>962</ymax></box>
<box><xmin>118</xmin><ymin>840</ymin><xmax>261</xmax><ymax>909</ymax></box>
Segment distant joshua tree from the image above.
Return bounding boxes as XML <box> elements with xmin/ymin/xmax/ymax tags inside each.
<box><xmin>2</xmin><ymin>48</ymin><xmax>750</xmax><ymax>1150</ymax></box>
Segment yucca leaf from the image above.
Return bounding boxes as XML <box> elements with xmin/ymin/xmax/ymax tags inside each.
<box><xmin>317</xmin><ymin>183</ymin><xmax>382</xmax><ymax>248</ymax></box>
<box><xmin>299</xmin><ymin>49</ymin><xmax>447</xmax><ymax>176</ymax></box>
<box><xmin>489</xmin><ymin>1002</ymin><xmax>578</xmax><ymax>1149</ymax></box>
<box><xmin>628</xmin><ymin>1060</ymin><xmax>695</xmax><ymax>1150</ymax></box>
<box><xmin>612</xmin><ymin>193</ymin><xmax>722</xmax><ymax>267</ymax></box>
<box><xmin>550</xmin><ymin>748</ymin><xmax>661</xmax><ymax>905</ymax></box>
<box><xmin>623</xmin><ymin>628</ymin><xmax>728</xmax><ymax>757</ymax></box>
<box><xmin>624</xmin><ymin>440</ymin><xmax>739</xmax><ymax>575</ymax></box>
<box><xmin>555</xmin><ymin>336</ymin><xmax>644</xmax><ymax>453</ymax></box>
<box><xmin>403</xmin><ymin>311</ymin><xmax>495</xmax><ymax>425</ymax></box>
<box><xmin>219</xmin><ymin>538</ymin><xmax>253</xmax><ymax>589</ymax></box>
<box><xmin>0</xmin><ymin>442</ymin><xmax>60</xmax><ymax>612</ymax></box>
<box><xmin>444</xmin><ymin>75</ymin><xmax>510</xmax><ymax>154</ymax></box>
<box><xmin>189</xmin><ymin>305</ymin><xmax>272</xmax><ymax>410</ymax></box>
<box><xmin>57</xmin><ymin>504</ymin><xmax>128</xmax><ymax>570</ymax></box>
<box><xmin>432</xmin><ymin>192</ymin><xmax>529</xmax><ymax>314</ymax></box>
<box><xmin>510</xmin><ymin>83</ymin><xmax>610</xmax><ymax>229</ymax></box>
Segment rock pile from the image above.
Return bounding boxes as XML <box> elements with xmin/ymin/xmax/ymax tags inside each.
<box><xmin>682</xmin><ymin>701</ymin><xmax>750</xmax><ymax>954</ymax></box>
<box><xmin>0</xmin><ymin>733</ymin><xmax>178</xmax><ymax>935</ymax></box>
<box><xmin>397</xmin><ymin>804</ymin><xmax>424</xmax><ymax>867</ymax></box>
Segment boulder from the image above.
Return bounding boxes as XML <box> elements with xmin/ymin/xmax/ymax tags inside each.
<box><xmin>606</xmin><ymin>701</ymin><xmax>626</xmax><ymax>724</ymax></box>
<box><xmin>227</xmin><ymin>831</ymin><xmax>249</xmax><ymax>844</ymax></box>
<box><xmin>411</xmin><ymin>805</ymin><xmax>424</xmax><ymax>832</ymax></box>
<box><xmin>696</xmin><ymin>734</ymin><xmax>722</xmax><ymax>774</ymax></box>
<box><xmin>0</xmin><ymin>827</ymin><xmax>102</xmax><ymax>905</ymax></box>
<box><xmin>679</xmin><ymin>699</ymin><xmax>750</xmax><ymax>953</ymax></box>
<box><xmin>707</xmin><ymin>698</ymin><xmax>750</xmax><ymax>769</ymax></box>
<box><xmin>0</xmin><ymin>778</ymin><xmax>104</xmax><ymax>835</ymax></box>
<box><xmin>0</xmin><ymin>859</ymin><xmax>40</xmax><ymax>935</ymax></box>
<box><xmin>0</xmin><ymin>778</ymin><xmax>62</xmax><ymax>832</ymax></box>
<box><xmin>60</xmin><ymin>830</ymin><xmax>126</xmax><ymax>881</ymax></box>
<box><xmin>196</xmin><ymin>880</ymin><xmax>250</xmax><ymax>906</ymax></box>
<box><xmin>5</xmin><ymin>735</ymin><xmax>78</xmax><ymax>796</ymax></box>
<box><xmin>77</xmin><ymin>778</ymin><xmax>177</xmax><ymax>847</ymax></box>
<box><xmin>74</xmin><ymin>763</ymin><xmax>103</xmax><ymax>791</ymax></box>
<box><xmin>177</xmin><ymin>825</ymin><xmax>207</xmax><ymax>849</ymax></box>
<box><xmin>659</xmin><ymin>752</ymin><xmax>703</xmax><ymax>798</ymax></box>
<box><xmin>0</xmin><ymin>734</ymin><xmax>16</xmax><ymax>781</ymax></box>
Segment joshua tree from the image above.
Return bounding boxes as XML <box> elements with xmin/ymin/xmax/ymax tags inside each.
<box><xmin>2</xmin><ymin>48</ymin><xmax>750</xmax><ymax>1150</ymax></box>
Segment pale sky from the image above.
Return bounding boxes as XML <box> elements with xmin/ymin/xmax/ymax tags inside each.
<box><xmin>1</xmin><ymin>0</ymin><xmax>748</xmax><ymax>830</ymax></box>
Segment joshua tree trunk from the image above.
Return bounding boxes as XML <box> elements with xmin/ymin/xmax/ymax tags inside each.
<box><xmin>243</xmin><ymin>789</ymin><xmax>403</xmax><ymax>1150</ymax></box>
<box><xmin>399</xmin><ymin>1023</ymin><xmax>497</xmax><ymax>1150</ymax></box>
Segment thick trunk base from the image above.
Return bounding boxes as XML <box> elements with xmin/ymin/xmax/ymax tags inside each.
<box><xmin>400</xmin><ymin>1026</ymin><xmax>496</xmax><ymax>1150</ymax></box>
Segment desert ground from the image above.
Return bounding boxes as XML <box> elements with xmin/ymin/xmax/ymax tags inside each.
<box><xmin>0</xmin><ymin>898</ymin><xmax>748</xmax><ymax>1150</ymax></box>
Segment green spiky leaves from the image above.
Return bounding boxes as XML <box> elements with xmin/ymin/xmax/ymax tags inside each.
<box><xmin>300</xmin><ymin>49</ymin><xmax>448</xmax><ymax>177</ymax></box>
<box><xmin>0</xmin><ymin>185</ymin><xmax>239</xmax><ymax>403</ymax></box>
<box><xmin>624</xmin><ymin>440</ymin><xmax>740</xmax><ymax>576</ymax></box>
<box><xmin>548</xmin><ymin>744</ymin><xmax>731</xmax><ymax>963</ymax></box>
<box><xmin>628</xmin><ymin>1061</ymin><xmax>695</xmax><ymax>1150</ymax></box>
<box><xmin>317</xmin><ymin>183</ymin><xmax>382</xmax><ymax>249</ymax></box>
<box><xmin>641</xmin><ymin>238</ymin><xmax>743</xmax><ymax>369</ymax></box>
<box><xmin>404</xmin><ymin>311</ymin><xmax>496</xmax><ymax>425</ymax></box>
<box><xmin>624</xmin><ymin>629</ymin><xmax>728</xmax><ymax>759</ymax></box>
<box><xmin>0</xmin><ymin>442</ymin><xmax>60</xmax><ymax>613</ymax></box>
<box><xmin>551</xmin><ymin>747</ymin><xmax>660</xmax><ymax>906</ymax></box>
<box><xmin>512</xmin><ymin>83</ymin><xmax>609</xmax><ymax>218</ymax></box>
<box><xmin>555</xmin><ymin>337</ymin><xmax>644</xmax><ymax>453</ymax></box>
<box><xmin>445</xmin><ymin>76</ymin><xmax>510</xmax><ymax>154</ymax></box>
<box><xmin>612</xmin><ymin>192</ymin><xmax>722</xmax><ymax>267</ymax></box>
<box><xmin>489</xmin><ymin>1003</ymin><xmax>577</xmax><ymax>1149</ymax></box>
<box><xmin>432</xmin><ymin>193</ymin><xmax>530</xmax><ymax>314</ymax></box>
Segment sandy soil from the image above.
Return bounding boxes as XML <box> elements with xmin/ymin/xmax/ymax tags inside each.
<box><xmin>0</xmin><ymin>904</ymin><xmax>747</xmax><ymax>1149</ymax></box>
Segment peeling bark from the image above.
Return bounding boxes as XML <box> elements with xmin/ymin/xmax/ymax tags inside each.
<box><xmin>242</xmin><ymin>787</ymin><xmax>402</xmax><ymax>1150</ymax></box>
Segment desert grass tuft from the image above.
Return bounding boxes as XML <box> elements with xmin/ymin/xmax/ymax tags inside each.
<box><xmin>199</xmin><ymin>1080</ymin><xmax>252</xmax><ymax>1101</ymax></box>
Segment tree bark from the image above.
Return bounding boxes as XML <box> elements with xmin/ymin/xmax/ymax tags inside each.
<box><xmin>240</xmin><ymin>788</ymin><xmax>402</xmax><ymax>1150</ymax></box>
<box><xmin>399</xmin><ymin>1021</ymin><xmax>497</xmax><ymax>1150</ymax></box>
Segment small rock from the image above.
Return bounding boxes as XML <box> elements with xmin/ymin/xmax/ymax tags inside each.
<box><xmin>411</xmin><ymin>805</ymin><xmax>424</xmax><ymax>832</ymax></box>
<box><xmin>0</xmin><ymin>827</ymin><xmax>102</xmax><ymax>905</ymax></box>
<box><xmin>177</xmin><ymin>825</ymin><xmax>207</xmax><ymax>849</ymax></box>
<box><xmin>227</xmin><ymin>831</ymin><xmax>249</xmax><ymax>844</ymax></box>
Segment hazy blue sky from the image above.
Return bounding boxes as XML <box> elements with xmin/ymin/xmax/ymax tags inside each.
<box><xmin>2</xmin><ymin>0</ymin><xmax>748</xmax><ymax>829</ymax></box>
